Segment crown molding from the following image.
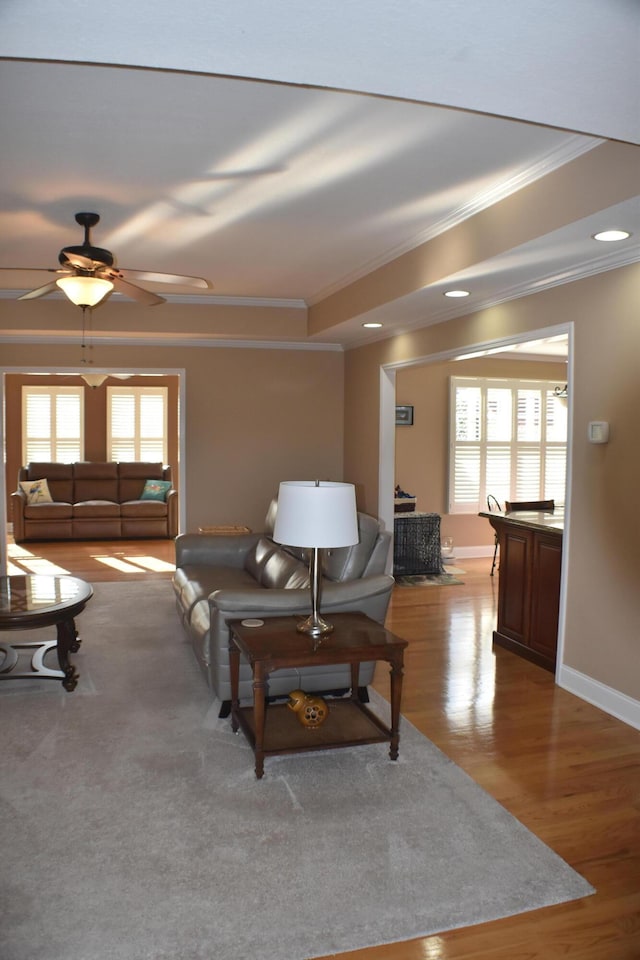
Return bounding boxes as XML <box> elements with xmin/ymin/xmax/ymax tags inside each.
<box><xmin>0</xmin><ymin>331</ymin><xmax>343</xmax><ymax>352</ymax></box>
<box><xmin>307</xmin><ymin>136</ymin><xmax>604</xmax><ymax>305</ymax></box>
<box><xmin>0</xmin><ymin>290</ymin><xmax>308</xmax><ymax>309</ymax></box>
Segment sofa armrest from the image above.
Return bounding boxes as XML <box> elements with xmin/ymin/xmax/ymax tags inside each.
<box><xmin>209</xmin><ymin>574</ymin><xmax>395</xmax><ymax>619</ymax></box>
<box><xmin>10</xmin><ymin>490</ymin><xmax>26</xmax><ymax>543</ymax></box>
<box><xmin>175</xmin><ymin>531</ymin><xmax>261</xmax><ymax>568</ymax></box>
<box><xmin>166</xmin><ymin>488</ymin><xmax>179</xmax><ymax>538</ymax></box>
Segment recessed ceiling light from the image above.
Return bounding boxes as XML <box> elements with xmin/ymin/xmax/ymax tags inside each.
<box><xmin>592</xmin><ymin>229</ymin><xmax>631</xmax><ymax>242</ymax></box>
<box><xmin>362</xmin><ymin>321</ymin><xmax>383</xmax><ymax>328</ymax></box>
<box><xmin>444</xmin><ymin>289</ymin><xmax>470</xmax><ymax>298</ymax></box>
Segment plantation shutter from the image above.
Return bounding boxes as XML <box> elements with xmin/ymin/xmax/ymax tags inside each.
<box><xmin>448</xmin><ymin>377</ymin><xmax>567</xmax><ymax>513</ymax></box>
<box><xmin>107</xmin><ymin>386</ymin><xmax>167</xmax><ymax>462</ymax></box>
<box><xmin>22</xmin><ymin>386</ymin><xmax>84</xmax><ymax>463</ymax></box>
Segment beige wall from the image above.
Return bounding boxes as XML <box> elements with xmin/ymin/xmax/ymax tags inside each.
<box><xmin>1</xmin><ymin>341</ymin><xmax>345</xmax><ymax>534</ymax></box>
<box><xmin>394</xmin><ymin>357</ymin><xmax>568</xmax><ymax>550</ymax></box>
<box><xmin>344</xmin><ymin>262</ymin><xmax>640</xmax><ymax>704</ymax></box>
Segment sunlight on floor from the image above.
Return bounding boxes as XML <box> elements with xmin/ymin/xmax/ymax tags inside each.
<box><xmin>8</xmin><ymin>543</ymin><xmax>36</xmax><ymax>558</ymax></box>
<box><xmin>7</xmin><ymin>557</ymin><xmax>71</xmax><ymax>576</ymax></box>
<box><xmin>94</xmin><ymin>555</ymin><xmax>175</xmax><ymax>574</ymax></box>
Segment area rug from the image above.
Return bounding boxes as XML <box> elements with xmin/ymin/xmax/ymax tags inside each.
<box><xmin>396</xmin><ymin>572</ymin><xmax>465</xmax><ymax>586</ymax></box>
<box><xmin>0</xmin><ymin>581</ymin><xmax>593</xmax><ymax>960</ymax></box>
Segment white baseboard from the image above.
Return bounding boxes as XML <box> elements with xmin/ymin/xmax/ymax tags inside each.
<box><xmin>558</xmin><ymin>665</ymin><xmax>640</xmax><ymax>731</ymax></box>
<box><xmin>453</xmin><ymin>546</ymin><xmax>493</xmax><ymax>559</ymax></box>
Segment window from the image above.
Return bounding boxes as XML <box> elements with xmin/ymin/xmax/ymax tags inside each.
<box><xmin>107</xmin><ymin>386</ymin><xmax>168</xmax><ymax>462</ymax></box>
<box><xmin>22</xmin><ymin>386</ymin><xmax>84</xmax><ymax>463</ymax></box>
<box><xmin>448</xmin><ymin>377</ymin><xmax>567</xmax><ymax>514</ymax></box>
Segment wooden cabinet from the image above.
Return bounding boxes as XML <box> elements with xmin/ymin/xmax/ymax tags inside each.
<box><xmin>483</xmin><ymin>512</ymin><xmax>563</xmax><ymax>672</ymax></box>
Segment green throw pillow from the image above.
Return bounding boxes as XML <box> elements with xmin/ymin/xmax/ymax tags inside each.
<box><xmin>140</xmin><ymin>479</ymin><xmax>172</xmax><ymax>502</ymax></box>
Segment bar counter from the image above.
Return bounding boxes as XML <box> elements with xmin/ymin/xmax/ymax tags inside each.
<box><xmin>479</xmin><ymin>509</ymin><xmax>564</xmax><ymax>672</ymax></box>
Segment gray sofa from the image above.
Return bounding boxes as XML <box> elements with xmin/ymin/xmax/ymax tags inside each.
<box><xmin>172</xmin><ymin>499</ymin><xmax>394</xmax><ymax>714</ymax></box>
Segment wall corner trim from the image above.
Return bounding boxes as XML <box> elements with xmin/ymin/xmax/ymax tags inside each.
<box><xmin>557</xmin><ymin>664</ymin><xmax>640</xmax><ymax>732</ymax></box>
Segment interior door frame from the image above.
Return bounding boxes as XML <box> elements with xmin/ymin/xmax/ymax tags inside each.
<box><xmin>377</xmin><ymin>320</ymin><xmax>574</xmax><ymax>679</ymax></box>
<box><xmin>0</xmin><ymin>365</ymin><xmax>187</xmax><ymax>575</ymax></box>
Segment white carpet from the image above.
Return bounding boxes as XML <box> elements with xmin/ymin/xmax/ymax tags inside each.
<box><xmin>0</xmin><ymin>580</ymin><xmax>593</xmax><ymax>960</ymax></box>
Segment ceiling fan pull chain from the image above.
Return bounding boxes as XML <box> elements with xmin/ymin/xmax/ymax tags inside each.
<box><xmin>80</xmin><ymin>305</ymin><xmax>92</xmax><ymax>365</ymax></box>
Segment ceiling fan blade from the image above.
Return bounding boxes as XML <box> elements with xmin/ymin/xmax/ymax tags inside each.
<box><xmin>61</xmin><ymin>251</ymin><xmax>99</xmax><ymax>270</ymax></box>
<box><xmin>117</xmin><ymin>269</ymin><xmax>210</xmax><ymax>289</ymax></box>
<box><xmin>18</xmin><ymin>280</ymin><xmax>60</xmax><ymax>301</ymax></box>
<box><xmin>110</xmin><ymin>275</ymin><xmax>165</xmax><ymax>306</ymax></box>
<box><xmin>0</xmin><ymin>267</ymin><xmax>70</xmax><ymax>275</ymax></box>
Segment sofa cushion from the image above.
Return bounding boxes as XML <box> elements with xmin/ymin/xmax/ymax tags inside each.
<box><xmin>20</xmin><ymin>478</ymin><xmax>52</xmax><ymax>504</ymax></box>
<box><xmin>74</xmin><ymin>461</ymin><xmax>119</xmax><ymax>503</ymax></box>
<box><xmin>24</xmin><ymin>502</ymin><xmax>73</xmax><ymax>520</ymax></box>
<box><xmin>73</xmin><ymin>500</ymin><xmax>121</xmax><ymax>518</ymax></box>
<box><xmin>26</xmin><ymin>462</ymin><xmax>74</xmax><ymax>503</ymax></box>
<box><xmin>119</xmin><ymin>462</ymin><xmax>167</xmax><ymax>502</ymax></box>
<box><xmin>260</xmin><ymin>549</ymin><xmax>309</xmax><ymax>589</ymax></box>
<box><xmin>121</xmin><ymin>500</ymin><xmax>168</xmax><ymax>518</ymax></box>
<box><xmin>244</xmin><ymin>537</ymin><xmax>279</xmax><ymax>581</ymax></box>
<box><xmin>323</xmin><ymin>512</ymin><xmax>381</xmax><ymax>581</ymax></box>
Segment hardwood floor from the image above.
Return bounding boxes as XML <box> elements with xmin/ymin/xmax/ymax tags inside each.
<box><xmin>6</xmin><ymin>535</ymin><xmax>176</xmax><ymax>581</ymax></box>
<box><xmin>6</xmin><ymin>540</ymin><xmax>639</xmax><ymax>958</ymax></box>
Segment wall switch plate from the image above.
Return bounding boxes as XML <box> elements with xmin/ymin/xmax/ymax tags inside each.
<box><xmin>588</xmin><ymin>421</ymin><xmax>609</xmax><ymax>444</ymax></box>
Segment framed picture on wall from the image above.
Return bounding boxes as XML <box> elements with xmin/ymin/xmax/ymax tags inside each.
<box><xmin>395</xmin><ymin>405</ymin><xmax>414</xmax><ymax>426</ymax></box>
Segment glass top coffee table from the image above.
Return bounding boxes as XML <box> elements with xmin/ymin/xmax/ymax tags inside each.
<box><xmin>0</xmin><ymin>574</ymin><xmax>93</xmax><ymax>691</ymax></box>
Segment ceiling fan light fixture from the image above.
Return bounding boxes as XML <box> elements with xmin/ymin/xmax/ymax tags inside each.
<box><xmin>56</xmin><ymin>275</ymin><xmax>114</xmax><ymax>307</ymax></box>
<box><xmin>80</xmin><ymin>373</ymin><xmax>109</xmax><ymax>389</ymax></box>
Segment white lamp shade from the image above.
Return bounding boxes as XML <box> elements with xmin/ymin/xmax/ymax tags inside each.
<box><xmin>56</xmin><ymin>275</ymin><xmax>113</xmax><ymax>307</ymax></box>
<box><xmin>273</xmin><ymin>481</ymin><xmax>358</xmax><ymax>548</ymax></box>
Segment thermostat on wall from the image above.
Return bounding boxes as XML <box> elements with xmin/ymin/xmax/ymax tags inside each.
<box><xmin>588</xmin><ymin>421</ymin><xmax>609</xmax><ymax>444</ymax></box>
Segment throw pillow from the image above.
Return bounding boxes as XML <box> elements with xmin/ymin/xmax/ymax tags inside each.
<box><xmin>20</xmin><ymin>478</ymin><xmax>53</xmax><ymax>504</ymax></box>
<box><xmin>140</xmin><ymin>479</ymin><xmax>172</xmax><ymax>502</ymax></box>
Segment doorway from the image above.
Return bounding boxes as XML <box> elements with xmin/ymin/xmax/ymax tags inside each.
<box><xmin>378</xmin><ymin>322</ymin><xmax>573</xmax><ymax>673</ymax></box>
<box><xmin>0</xmin><ymin>366</ymin><xmax>187</xmax><ymax>576</ymax></box>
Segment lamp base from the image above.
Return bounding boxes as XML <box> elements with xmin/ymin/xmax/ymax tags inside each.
<box><xmin>297</xmin><ymin>614</ymin><xmax>334</xmax><ymax>640</ymax></box>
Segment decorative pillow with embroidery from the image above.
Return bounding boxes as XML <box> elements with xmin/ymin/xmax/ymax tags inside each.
<box><xmin>20</xmin><ymin>478</ymin><xmax>53</xmax><ymax>504</ymax></box>
<box><xmin>140</xmin><ymin>479</ymin><xmax>172</xmax><ymax>502</ymax></box>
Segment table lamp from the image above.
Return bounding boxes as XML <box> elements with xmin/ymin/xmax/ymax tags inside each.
<box><xmin>273</xmin><ymin>480</ymin><xmax>359</xmax><ymax>640</ymax></box>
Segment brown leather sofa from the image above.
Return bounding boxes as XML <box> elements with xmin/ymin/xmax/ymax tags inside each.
<box><xmin>11</xmin><ymin>461</ymin><xmax>178</xmax><ymax>542</ymax></box>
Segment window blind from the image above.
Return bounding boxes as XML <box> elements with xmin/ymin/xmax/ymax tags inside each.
<box><xmin>448</xmin><ymin>377</ymin><xmax>567</xmax><ymax>514</ymax></box>
<box><xmin>22</xmin><ymin>386</ymin><xmax>84</xmax><ymax>463</ymax></box>
<box><xmin>107</xmin><ymin>386</ymin><xmax>167</xmax><ymax>462</ymax></box>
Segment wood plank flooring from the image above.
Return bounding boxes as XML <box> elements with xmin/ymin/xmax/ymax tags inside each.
<box><xmin>5</xmin><ymin>539</ymin><xmax>639</xmax><ymax>958</ymax></box>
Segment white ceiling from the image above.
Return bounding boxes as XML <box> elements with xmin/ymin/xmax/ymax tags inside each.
<box><xmin>1</xmin><ymin>28</ymin><xmax>638</xmax><ymax>352</ymax></box>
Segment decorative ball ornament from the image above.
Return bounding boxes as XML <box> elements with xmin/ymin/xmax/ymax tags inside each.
<box><xmin>287</xmin><ymin>689</ymin><xmax>329</xmax><ymax>728</ymax></box>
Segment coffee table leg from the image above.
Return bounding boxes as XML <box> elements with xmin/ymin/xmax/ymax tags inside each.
<box><xmin>253</xmin><ymin>664</ymin><xmax>267</xmax><ymax>779</ymax></box>
<box><xmin>229</xmin><ymin>642</ymin><xmax>240</xmax><ymax>733</ymax></box>
<box><xmin>388</xmin><ymin>653</ymin><xmax>404</xmax><ymax>761</ymax></box>
<box><xmin>56</xmin><ymin>618</ymin><xmax>79</xmax><ymax>692</ymax></box>
<box><xmin>350</xmin><ymin>661</ymin><xmax>359</xmax><ymax>701</ymax></box>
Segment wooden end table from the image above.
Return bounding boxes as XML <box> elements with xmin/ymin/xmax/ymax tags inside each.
<box><xmin>228</xmin><ymin>612</ymin><xmax>408</xmax><ymax>779</ymax></box>
<box><xmin>0</xmin><ymin>574</ymin><xmax>93</xmax><ymax>691</ymax></box>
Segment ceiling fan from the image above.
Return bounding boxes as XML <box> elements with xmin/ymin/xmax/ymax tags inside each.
<box><xmin>10</xmin><ymin>212</ymin><xmax>211</xmax><ymax>307</ymax></box>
